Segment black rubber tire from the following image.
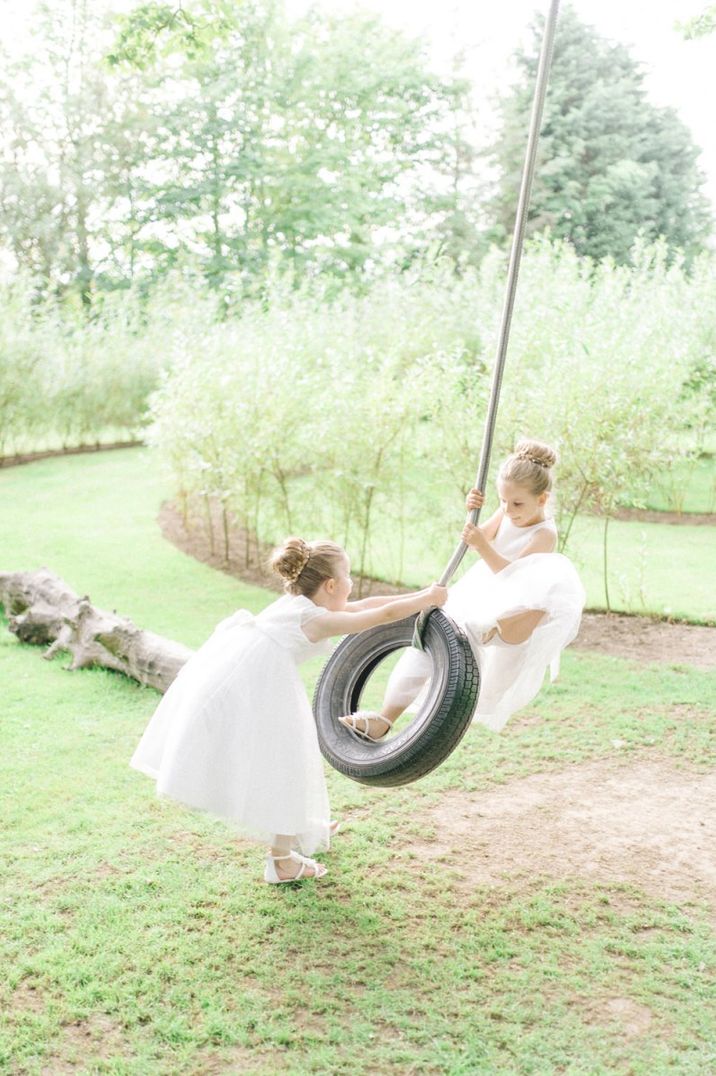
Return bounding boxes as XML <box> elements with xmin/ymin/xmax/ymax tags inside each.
<box><xmin>312</xmin><ymin>610</ymin><xmax>480</xmax><ymax>787</ymax></box>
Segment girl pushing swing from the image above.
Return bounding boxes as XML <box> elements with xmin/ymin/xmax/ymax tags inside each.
<box><xmin>130</xmin><ymin>539</ymin><xmax>446</xmax><ymax>884</ymax></box>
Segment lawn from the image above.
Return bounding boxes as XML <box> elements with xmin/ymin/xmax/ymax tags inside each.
<box><xmin>1</xmin><ymin>448</ymin><xmax>712</xmax><ymax>625</ymax></box>
<box><xmin>641</xmin><ymin>451</ymin><xmax>715</xmax><ymax>515</ymax></box>
<box><xmin>2</xmin><ymin>449</ymin><xmax>716</xmax><ymax>1073</ymax></box>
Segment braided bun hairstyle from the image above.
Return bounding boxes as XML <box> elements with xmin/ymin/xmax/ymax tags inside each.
<box><xmin>270</xmin><ymin>537</ymin><xmax>346</xmax><ymax>597</ymax></box>
<box><xmin>499</xmin><ymin>438</ymin><xmax>558</xmax><ymax>496</ymax></box>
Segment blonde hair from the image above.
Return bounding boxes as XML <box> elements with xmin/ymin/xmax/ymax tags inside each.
<box><xmin>498</xmin><ymin>438</ymin><xmax>558</xmax><ymax>496</ymax></box>
<box><xmin>270</xmin><ymin>537</ymin><xmax>346</xmax><ymax>597</ymax></box>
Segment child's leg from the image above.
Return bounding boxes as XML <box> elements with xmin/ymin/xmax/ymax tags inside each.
<box><xmin>269</xmin><ymin>835</ymin><xmax>326</xmax><ymax>880</ymax></box>
<box><xmin>495</xmin><ymin>609</ymin><xmax>546</xmax><ymax>645</ymax></box>
<box><xmin>382</xmin><ymin>646</ymin><xmax>433</xmax><ymax>720</ymax></box>
<box><xmin>339</xmin><ymin>647</ymin><xmax>433</xmax><ymax>741</ymax></box>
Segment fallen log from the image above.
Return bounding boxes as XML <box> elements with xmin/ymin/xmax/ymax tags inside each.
<box><xmin>0</xmin><ymin>568</ymin><xmax>192</xmax><ymax>693</ymax></box>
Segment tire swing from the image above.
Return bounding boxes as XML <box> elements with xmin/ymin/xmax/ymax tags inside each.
<box><xmin>314</xmin><ymin>0</ymin><xmax>561</xmax><ymax>787</ymax></box>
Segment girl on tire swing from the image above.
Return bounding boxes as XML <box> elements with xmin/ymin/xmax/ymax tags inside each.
<box><xmin>339</xmin><ymin>439</ymin><xmax>586</xmax><ymax>742</ymax></box>
<box><xmin>130</xmin><ymin>538</ymin><xmax>446</xmax><ymax>885</ymax></box>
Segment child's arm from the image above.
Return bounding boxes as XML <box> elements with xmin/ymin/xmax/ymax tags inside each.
<box><xmin>303</xmin><ymin>584</ymin><xmax>447</xmax><ymax>642</ymax></box>
<box><xmin>461</xmin><ymin>524</ymin><xmax>556</xmax><ymax>574</ymax></box>
<box><xmin>347</xmin><ymin>594</ymin><xmax>405</xmax><ymax>611</ymax></box>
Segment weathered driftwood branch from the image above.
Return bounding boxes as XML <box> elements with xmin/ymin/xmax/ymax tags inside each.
<box><xmin>0</xmin><ymin>568</ymin><xmax>192</xmax><ymax>693</ymax></box>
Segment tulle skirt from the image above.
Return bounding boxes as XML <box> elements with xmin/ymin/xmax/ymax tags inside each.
<box><xmin>385</xmin><ymin>552</ymin><xmax>585</xmax><ymax>733</ymax></box>
<box><xmin>130</xmin><ymin>618</ymin><xmax>331</xmax><ymax>854</ymax></box>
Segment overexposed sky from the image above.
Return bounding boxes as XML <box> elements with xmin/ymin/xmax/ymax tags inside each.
<box><xmin>3</xmin><ymin>0</ymin><xmax>716</xmax><ymax>205</ymax></box>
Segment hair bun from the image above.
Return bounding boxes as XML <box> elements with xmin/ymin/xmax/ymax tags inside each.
<box><xmin>271</xmin><ymin>537</ymin><xmax>311</xmax><ymax>583</ymax></box>
<box><xmin>513</xmin><ymin>438</ymin><xmax>558</xmax><ymax>469</ymax></box>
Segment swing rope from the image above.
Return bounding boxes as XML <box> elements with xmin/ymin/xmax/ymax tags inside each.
<box><xmin>413</xmin><ymin>0</ymin><xmax>560</xmax><ymax>647</ymax></box>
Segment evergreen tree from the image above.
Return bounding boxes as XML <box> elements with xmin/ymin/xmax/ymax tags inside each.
<box><xmin>489</xmin><ymin>5</ymin><xmax>712</xmax><ymax>263</ymax></box>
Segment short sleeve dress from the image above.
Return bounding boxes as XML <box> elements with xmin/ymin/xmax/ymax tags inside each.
<box><xmin>384</xmin><ymin>514</ymin><xmax>585</xmax><ymax>733</ymax></box>
<box><xmin>130</xmin><ymin>594</ymin><xmax>334</xmax><ymax>854</ymax></box>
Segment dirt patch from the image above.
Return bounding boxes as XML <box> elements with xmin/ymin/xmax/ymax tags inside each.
<box><xmin>578</xmin><ymin>996</ymin><xmax>655</xmax><ymax>1039</ymax></box>
<box><xmin>573</xmin><ymin>612</ymin><xmax>715</xmax><ymax>669</ymax></box>
<box><xmin>11</xmin><ymin>980</ymin><xmax>45</xmax><ymax>1013</ymax></box>
<box><xmin>0</xmin><ymin>440</ymin><xmax>142</xmax><ymax>469</ymax></box>
<box><xmin>160</xmin><ymin>497</ymin><xmax>716</xmax><ymax>667</ymax></box>
<box><xmin>158</xmin><ymin>497</ymin><xmax>407</xmax><ymax>597</ymax></box>
<box><xmin>408</xmin><ymin>757</ymin><xmax>716</xmax><ymax>910</ymax></box>
<box><xmin>613</xmin><ymin>506</ymin><xmax>716</xmax><ymax>526</ymax></box>
<box><xmin>40</xmin><ymin>1013</ymin><xmax>128</xmax><ymax>1075</ymax></box>
<box><xmin>197</xmin><ymin>1047</ymin><xmax>283</xmax><ymax>1074</ymax></box>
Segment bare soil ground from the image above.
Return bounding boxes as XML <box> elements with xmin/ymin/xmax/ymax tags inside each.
<box><xmin>573</xmin><ymin>612</ymin><xmax>715</xmax><ymax>670</ymax></box>
<box><xmin>407</xmin><ymin>755</ymin><xmax>716</xmax><ymax>916</ymax></box>
<box><xmin>158</xmin><ymin>497</ymin><xmax>408</xmax><ymax>596</ymax></box>
<box><xmin>0</xmin><ymin>440</ymin><xmax>141</xmax><ymax>469</ymax></box>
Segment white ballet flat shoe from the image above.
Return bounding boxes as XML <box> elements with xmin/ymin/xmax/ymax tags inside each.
<box><xmin>264</xmin><ymin>850</ymin><xmax>327</xmax><ymax>884</ymax></box>
<box><xmin>338</xmin><ymin>711</ymin><xmax>394</xmax><ymax>743</ymax></box>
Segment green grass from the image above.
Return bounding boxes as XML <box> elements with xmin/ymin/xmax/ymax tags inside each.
<box><xmin>0</xmin><ymin>449</ymin><xmax>268</xmax><ymax>645</ymax></box>
<box><xmin>563</xmin><ymin>515</ymin><xmax>716</xmax><ymax>624</ymax></box>
<box><xmin>640</xmin><ymin>452</ymin><xmax>716</xmax><ymax>515</ymax></box>
<box><xmin>2</xmin><ymin>448</ymin><xmax>716</xmax><ymax>1073</ymax></box>
<box><xmin>3</xmin><ymin>447</ymin><xmax>711</xmax><ymax>624</ymax></box>
<box><xmin>2</xmin><ymin>617</ymin><xmax>716</xmax><ymax>1073</ymax></box>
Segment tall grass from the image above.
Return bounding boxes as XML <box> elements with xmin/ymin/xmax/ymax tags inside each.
<box><xmin>2</xmin><ymin>244</ymin><xmax>714</xmax><ymax>580</ymax></box>
<box><xmin>0</xmin><ymin>275</ymin><xmax>217</xmax><ymax>456</ymax></box>
<box><xmin>148</xmin><ymin>241</ymin><xmax>716</xmax><ymax>578</ymax></box>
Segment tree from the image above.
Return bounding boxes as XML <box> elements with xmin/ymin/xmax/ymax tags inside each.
<box><xmin>1</xmin><ymin>0</ymin><xmax>481</xmax><ymax>294</ymax></box>
<box><xmin>678</xmin><ymin>5</ymin><xmax>716</xmax><ymax>38</ymax></box>
<box><xmin>0</xmin><ymin>2</ymin><xmax>153</xmax><ymax>301</ymax></box>
<box><xmin>489</xmin><ymin>4</ymin><xmax>712</xmax><ymax>263</ymax></box>
<box><xmin>108</xmin><ymin>0</ymin><xmax>473</xmax><ymax>284</ymax></box>
<box><xmin>397</xmin><ymin>49</ymin><xmax>490</xmax><ymax>274</ymax></box>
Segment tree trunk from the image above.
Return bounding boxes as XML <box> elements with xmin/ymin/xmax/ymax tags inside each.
<box><xmin>0</xmin><ymin>569</ymin><xmax>192</xmax><ymax>694</ymax></box>
<box><xmin>603</xmin><ymin>514</ymin><xmax>611</xmax><ymax>613</ymax></box>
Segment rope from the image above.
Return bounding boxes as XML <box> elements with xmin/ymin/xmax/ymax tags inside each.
<box><xmin>439</xmin><ymin>0</ymin><xmax>561</xmax><ymax>588</ymax></box>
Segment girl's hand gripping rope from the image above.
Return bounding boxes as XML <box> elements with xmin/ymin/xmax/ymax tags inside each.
<box><xmin>462</xmin><ymin>522</ymin><xmax>482</xmax><ymax>550</ymax></box>
<box><xmin>412</xmin><ymin>583</ymin><xmax>448</xmax><ymax>650</ymax></box>
<box><xmin>465</xmin><ymin>488</ymin><xmax>485</xmax><ymax>514</ymax></box>
<box><xmin>423</xmin><ymin>583</ymin><xmax>448</xmax><ymax>609</ymax></box>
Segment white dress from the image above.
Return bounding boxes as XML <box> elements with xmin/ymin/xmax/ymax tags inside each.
<box><xmin>130</xmin><ymin>594</ymin><xmax>334</xmax><ymax>854</ymax></box>
<box><xmin>384</xmin><ymin>515</ymin><xmax>586</xmax><ymax>732</ymax></box>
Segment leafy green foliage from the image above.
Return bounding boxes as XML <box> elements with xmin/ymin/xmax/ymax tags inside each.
<box><xmin>108</xmin><ymin>0</ymin><xmax>472</xmax><ymax>285</ymax></box>
<box><xmin>0</xmin><ymin>0</ymin><xmax>475</xmax><ymax>297</ymax></box>
<box><xmin>490</xmin><ymin>4</ymin><xmax>712</xmax><ymax>264</ymax></box>
<box><xmin>107</xmin><ymin>1</ymin><xmax>235</xmax><ymax>68</ymax></box>
<box><xmin>3</xmin><ymin>240</ymin><xmax>715</xmax><ymax>611</ymax></box>
<box><xmin>678</xmin><ymin>4</ymin><xmax>716</xmax><ymax>39</ymax></box>
<box><xmin>0</xmin><ymin>275</ymin><xmax>201</xmax><ymax>455</ymax></box>
<box><xmin>147</xmin><ymin>240</ymin><xmax>716</xmax><ymax>586</ymax></box>
<box><xmin>0</xmin><ymin>4</ymin><xmax>155</xmax><ymax>303</ymax></box>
